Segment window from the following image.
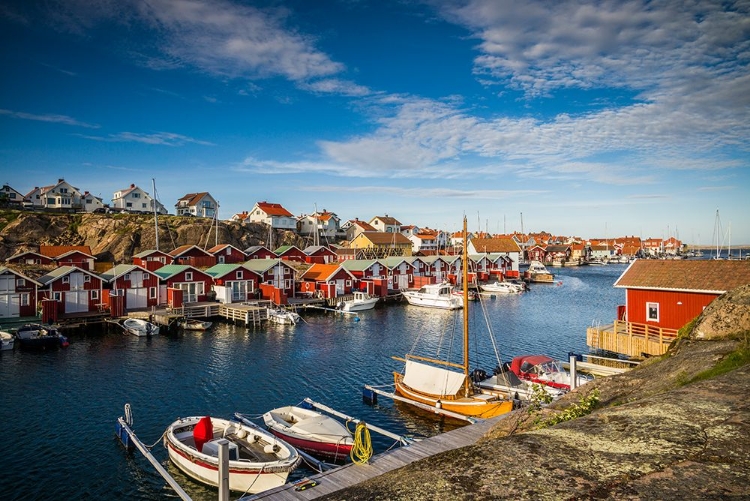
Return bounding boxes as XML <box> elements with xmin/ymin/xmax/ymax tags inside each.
<box><xmin>21</xmin><ymin>293</ymin><xmax>29</xmax><ymax>306</ymax></box>
<box><xmin>185</xmin><ymin>272</ymin><xmax>193</xmax><ymax>281</ymax></box>
<box><xmin>126</xmin><ymin>202</ymin><xmax>133</xmax><ymax>207</ymax></box>
<box><xmin>84</xmin><ymin>275</ymin><xmax>91</xmax><ymax>283</ymax></box>
<box><xmin>124</xmin><ymin>273</ymin><xmax>130</xmax><ymax>281</ymax></box>
<box><xmin>149</xmin><ymin>287</ymin><xmax>157</xmax><ymax>299</ymax></box>
<box><xmin>62</xmin><ymin>276</ymin><xmax>69</xmax><ymax>284</ymax></box>
<box><xmin>16</xmin><ymin>278</ymin><xmax>24</xmax><ymax>287</ymax></box>
<box><xmin>236</xmin><ymin>271</ymin><xmax>242</xmax><ymax>279</ymax></box>
<box><xmin>646</xmin><ymin>302</ymin><xmax>659</xmax><ymax>322</ymax></box>
<box><xmin>132</xmin><ymin>192</ymin><xmax>140</xmax><ymax>198</ymax></box>
<box><xmin>53</xmin><ymin>292</ymin><xmax>62</xmax><ymax>301</ymax></box>
<box><xmin>91</xmin><ymin>290</ymin><xmax>99</xmax><ymax>300</ymax></box>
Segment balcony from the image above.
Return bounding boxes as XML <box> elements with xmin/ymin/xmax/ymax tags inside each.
<box><xmin>586</xmin><ymin>320</ymin><xmax>678</xmax><ymax>358</ymax></box>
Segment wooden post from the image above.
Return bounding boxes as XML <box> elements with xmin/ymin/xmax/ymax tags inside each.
<box><xmin>569</xmin><ymin>355</ymin><xmax>578</xmax><ymax>390</ymax></box>
<box><xmin>216</xmin><ymin>439</ymin><xmax>229</xmax><ymax>501</ymax></box>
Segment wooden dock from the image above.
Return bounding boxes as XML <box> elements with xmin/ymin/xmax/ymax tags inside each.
<box><xmin>244</xmin><ymin>415</ymin><xmax>506</xmax><ymax>500</ymax></box>
<box><xmin>587</xmin><ymin>320</ymin><xmax>678</xmax><ymax>358</ymax></box>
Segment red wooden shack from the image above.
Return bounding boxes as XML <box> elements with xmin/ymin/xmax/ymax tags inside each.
<box><xmin>0</xmin><ymin>266</ymin><xmax>41</xmax><ymax>317</ymax></box>
<box><xmin>6</xmin><ymin>251</ymin><xmax>53</xmax><ymax>266</ymax></box>
<box><xmin>243</xmin><ymin>245</ymin><xmax>277</xmax><ymax>260</ymax></box>
<box><xmin>303</xmin><ymin>246</ymin><xmax>338</xmax><ymax>264</ymax></box>
<box><xmin>153</xmin><ymin>264</ymin><xmax>213</xmax><ymax>304</ymax></box>
<box><xmin>39</xmin><ymin>245</ymin><xmax>96</xmax><ymax>270</ymax></box>
<box><xmin>132</xmin><ymin>249</ymin><xmax>171</xmax><ymax>271</ymax></box>
<box><xmin>36</xmin><ymin>265</ymin><xmax>103</xmax><ymax>315</ymax></box>
<box><xmin>169</xmin><ymin>245</ymin><xmax>216</xmax><ymax>268</ymax></box>
<box><xmin>100</xmin><ymin>264</ymin><xmax>161</xmax><ymax>311</ymax></box>
<box><xmin>205</xmin><ymin>263</ymin><xmax>261</xmax><ymax>303</ymax></box>
<box><xmin>299</xmin><ymin>263</ymin><xmax>357</xmax><ymax>297</ymax></box>
<box><xmin>207</xmin><ymin>244</ymin><xmax>247</xmax><ymax>264</ymax></box>
<box><xmin>243</xmin><ymin>259</ymin><xmax>297</xmax><ymax>303</ymax></box>
<box><xmin>275</xmin><ymin>245</ymin><xmax>307</xmax><ymax>263</ymax></box>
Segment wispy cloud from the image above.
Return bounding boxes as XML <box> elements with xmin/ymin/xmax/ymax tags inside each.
<box><xmin>305</xmin><ymin>184</ymin><xmax>548</xmax><ymax>200</ymax></box>
<box><xmin>0</xmin><ymin>109</ymin><xmax>99</xmax><ymax>128</ymax></box>
<box><xmin>77</xmin><ymin>131</ymin><xmax>214</xmax><ymax>146</ymax></box>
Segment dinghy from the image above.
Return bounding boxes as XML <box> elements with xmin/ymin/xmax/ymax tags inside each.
<box><xmin>263</xmin><ymin>405</ymin><xmax>353</xmax><ymax>461</ymax></box>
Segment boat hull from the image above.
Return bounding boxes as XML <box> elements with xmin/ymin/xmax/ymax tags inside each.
<box><xmin>394</xmin><ymin>373</ymin><xmax>513</xmax><ymax>419</ymax></box>
<box><xmin>1</xmin><ymin>331</ymin><xmax>15</xmax><ymax>351</ymax></box>
<box><xmin>267</xmin><ymin>429</ymin><xmax>352</xmax><ymax>461</ymax></box>
<box><xmin>341</xmin><ymin>298</ymin><xmax>379</xmax><ymax>312</ymax></box>
<box><xmin>263</xmin><ymin>405</ymin><xmax>353</xmax><ymax>461</ymax></box>
<box><xmin>401</xmin><ymin>291</ymin><xmax>463</xmax><ymax>310</ymax></box>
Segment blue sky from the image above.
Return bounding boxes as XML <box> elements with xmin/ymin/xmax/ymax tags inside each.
<box><xmin>1</xmin><ymin>0</ymin><xmax>749</xmax><ymax>245</ymax></box>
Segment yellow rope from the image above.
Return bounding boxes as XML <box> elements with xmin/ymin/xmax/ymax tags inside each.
<box><xmin>349</xmin><ymin>421</ymin><xmax>373</xmax><ymax>464</ymax></box>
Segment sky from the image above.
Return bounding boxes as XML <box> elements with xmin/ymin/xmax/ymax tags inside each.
<box><xmin>1</xmin><ymin>0</ymin><xmax>749</xmax><ymax>245</ymax></box>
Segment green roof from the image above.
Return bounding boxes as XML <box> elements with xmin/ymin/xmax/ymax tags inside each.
<box><xmin>242</xmin><ymin>258</ymin><xmax>282</xmax><ymax>273</ymax></box>
<box><xmin>340</xmin><ymin>259</ymin><xmax>380</xmax><ymax>271</ymax></box>
<box><xmin>204</xmin><ymin>263</ymin><xmax>242</xmax><ymax>277</ymax></box>
<box><xmin>99</xmin><ymin>264</ymin><xmax>138</xmax><ymax>282</ymax></box>
<box><xmin>153</xmin><ymin>264</ymin><xmax>191</xmax><ymax>279</ymax></box>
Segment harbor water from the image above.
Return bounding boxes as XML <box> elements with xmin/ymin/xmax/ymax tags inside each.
<box><xmin>0</xmin><ymin>264</ymin><xmax>627</xmax><ymax>500</ymax></box>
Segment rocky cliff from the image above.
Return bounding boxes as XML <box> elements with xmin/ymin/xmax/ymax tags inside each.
<box><xmin>0</xmin><ymin>211</ymin><xmax>307</xmax><ymax>263</ymax></box>
<box><xmin>323</xmin><ymin>286</ymin><xmax>750</xmax><ymax>500</ymax></box>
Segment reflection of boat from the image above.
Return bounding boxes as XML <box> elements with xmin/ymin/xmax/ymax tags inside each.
<box><xmin>338</xmin><ymin>291</ymin><xmax>379</xmax><ymax>312</ymax></box>
<box><xmin>122</xmin><ymin>318</ymin><xmax>159</xmax><ymax>337</ymax></box>
<box><xmin>164</xmin><ymin>415</ymin><xmax>301</xmax><ymax>494</ymax></box>
<box><xmin>402</xmin><ymin>282</ymin><xmax>463</xmax><ymax>310</ymax></box>
<box><xmin>509</xmin><ymin>355</ymin><xmax>592</xmax><ymax>391</ymax></box>
<box><xmin>16</xmin><ymin>324</ymin><xmax>69</xmax><ymax>350</ymax></box>
<box><xmin>524</xmin><ymin>261</ymin><xmax>555</xmax><ymax>283</ymax></box>
<box><xmin>179</xmin><ymin>319</ymin><xmax>212</xmax><ymax>331</ymax></box>
<box><xmin>1</xmin><ymin>330</ymin><xmax>15</xmax><ymax>351</ymax></box>
<box><xmin>480</xmin><ymin>281</ymin><xmax>524</xmax><ymax>294</ymax></box>
<box><xmin>262</xmin><ymin>405</ymin><xmax>353</xmax><ymax>461</ymax></box>
<box><xmin>393</xmin><ymin>217</ymin><xmax>514</xmax><ymax>419</ymax></box>
<box><xmin>267</xmin><ymin>307</ymin><xmax>301</xmax><ymax>325</ymax></box>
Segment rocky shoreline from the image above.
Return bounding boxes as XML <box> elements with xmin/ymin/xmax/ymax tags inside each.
<box><xmin>321</xmin><ymin>286</ymin><xmax>750</xmax><ymax>500</ymax></box>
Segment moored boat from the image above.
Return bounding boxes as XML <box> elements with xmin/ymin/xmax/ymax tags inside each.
<box><xmin>402</xmin><ymin>282</ymin><xmax>463</xmax><ymax>310</ymax></box>
<box><xmin>338</xmin><ymin>291</ymin><xmax>379</xmax><ymax>312</ymax></box>
<box><xmin>163</xmin><ymin>415</ymin><xmax>301</xmax><ymax>494</ymax></box>
<box><xmin>262</xmin><ymin>405</ymin><xmax>354</xmax><ymax>461</ymax></box>
<box><xmin>15</xmin><ymin>324</ymin><xmax>69</xmax><ymax>350</ymax></box>
<box><xmin>480</xmin><ymin>281</ymin><xmax>524</xmax><ymax>294</ymax></box>
<box><xmin>178</xmin><ymin>319</ymin><xmax>212</xmax><ymax>331</ymax></box>
<box><xmin>524</xmin><ymin>261</ymin><xmax>555</xmax><ymax>283</ymax></box>
<box><xmin>509</xmin><ymin>354</ymin><xmax>592</xmax><ymax>391</ymax></box>
<box><xmin>1</xmin><ymin>330</ymin><xmax>15</xmax><ymax>351</ymax></box>
<box><xmin>122</xmin><ymin>318</ymin><xmax>159</xmax><ymax>337</ymax></box>
<box><xmin>267</xmin><ymin>307</ymin><xmax>301</xmax><ymax>325</ymax></box>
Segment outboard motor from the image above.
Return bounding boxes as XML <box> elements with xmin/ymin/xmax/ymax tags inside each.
<box><xmin>470</xmin><ymin>368</ymin><xmax>487</xmax><ymax>383</ymax></box>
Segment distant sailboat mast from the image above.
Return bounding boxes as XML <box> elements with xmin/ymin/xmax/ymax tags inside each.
<box><xmin>152</xmin><ymin>178</ymin><xmax>159</xmax><ymax>251</ymax></box>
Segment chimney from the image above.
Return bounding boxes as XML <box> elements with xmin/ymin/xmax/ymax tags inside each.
<box><xmin>131</xmin><ymin>183</ymin><xmax>135</xmax><ymax>188</ymax></box>
<box><xmin>58</xmin><ymin>178</ymin><xmax>64</xmax><ymax>183</ymax></box>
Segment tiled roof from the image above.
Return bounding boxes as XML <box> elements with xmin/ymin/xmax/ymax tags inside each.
<box><xmin>39</xmin><ymin>245</ymin><xmax>93</xmax><ymax>258</ymax></box>
<box><xmin>256</xmin><ymin>202</ymin><xmax>293</xmax><ymax>217</ymax></box>
<box><xmin>470</xmin><ymin>238</ymin><xmax>521</xmax><ymax>253</ymax></box>
<box><xmin>350</xmin><ymin>220</ymin><xmax>376</xmax><ymax>231</ymax></box>
<box><xmin>614</xmin><ymin>260</ymin><xmax>750</xmax><ymax>293</ymax></box>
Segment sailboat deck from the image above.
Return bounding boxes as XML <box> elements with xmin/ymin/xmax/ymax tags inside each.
<box><xmin>244</xmin><ymin>414</ymin><xmax>506</xmax><ymax>500</ymax></box>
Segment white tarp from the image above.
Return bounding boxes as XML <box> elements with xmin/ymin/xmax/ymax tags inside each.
<box><xmin>403</xmin><ymin>360</ymin><xmax>465</xmax><ymax>397</ymax></box>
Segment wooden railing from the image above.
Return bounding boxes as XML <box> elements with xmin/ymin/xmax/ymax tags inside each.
<box><xmin>587</xmin><ymin>320</ymin><xmax>679</xmax><ymax>358</ymax></box>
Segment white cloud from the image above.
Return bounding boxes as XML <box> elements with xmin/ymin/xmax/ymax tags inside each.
<box><xmin>78</xmin><ymin>131</ymin><xmax>214</xmax><ymax>146</ymax></box>
<box><xmin>0</xmin><ymin>109</ymin><xmax>99</xmax><ymax>128</ymax></box>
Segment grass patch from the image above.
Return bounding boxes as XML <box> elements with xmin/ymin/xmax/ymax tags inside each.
<box><xmin>689</xmin><ymin>336</ymin><xmax>750</xmax><ymax>384</ymax></box>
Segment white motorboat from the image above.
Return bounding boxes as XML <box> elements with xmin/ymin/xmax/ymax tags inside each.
<box><xmin>122</xmin><ymin>318</ymin><xmax>159</xmax><ymax>337</ymax></box>
<box><xmin>164</xmin><ymin>415</ymin><xmax>301</xmax><ymax>494</ymax></box>
<box><xmin>480</xmin><ymin>281</ymin><xmax>524</xmax><ymax>294</ymax></box>
<box><xmin>1</xmin><ymin>330</ymin><xmax>15</xmax><ymax>351</ymax></box>
<box><xmin>267</xmin><ymin>307</ymin><xmax>301</xmax><ymax>325</ymax></box>
<box><xmin>262</xmin><ymin>405</ymin><xmax>354</xmax><ymax>461</ymax></box>
<box><xmin>179</xmin><ymin>319</ymin><xmax>213</xmax><ymax>331</ymax></box>
<box><xmin>338</xmin><ymin>291</ymin><xmax>379</xmax><ymax>312</ymax></box>
<box><xmin>524</xmin><ymin>261</ymin><xmax>555</xmax><ymax>283</ymax></box>
<box><xmin>401</xmin><ymin>282</ymin><xmax>463</xmax><ymax>310</ymax></box>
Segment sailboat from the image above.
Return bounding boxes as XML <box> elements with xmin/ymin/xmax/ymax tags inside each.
<box><xmin>392</xmin><ymin>217</ymin><xmax>514</xmax><ymax>419</ymax></box>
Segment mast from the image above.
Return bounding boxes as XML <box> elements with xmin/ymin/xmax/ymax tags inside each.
<box><xmin>152</xmin><ymin>178</ymin><xmax>159</xmax><ymax>251</ymax></box>
<box><xmin>462</xmin><ymin>216</ymin><xmax>470</xmax><ymax>396</ymax></box>
<box><xmin>215</xmin><ymin>201</ymin><xmax>219</xmax><ymax>247</ymax></box>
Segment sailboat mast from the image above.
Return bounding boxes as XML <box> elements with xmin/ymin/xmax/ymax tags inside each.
<box><xmin>462</xmin><ymin>216</ymin><xmax>470</xmax><ymax>395</ymax></box>
<box><xmin>152</xmin><ymin>178</ymin><xmax>159</xmax><ymax>251</ymax></box>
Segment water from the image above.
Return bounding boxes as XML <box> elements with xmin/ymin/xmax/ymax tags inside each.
<box><xmin>0</xmin><ymin>264</ymin><xmax>627</xmax><ymax>500</ymax></box>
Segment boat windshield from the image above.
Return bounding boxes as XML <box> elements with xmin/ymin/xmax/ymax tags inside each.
<box><xmin>539</xmin><ymin>360</ymin><xmax>564</xmax><ymax>374</ymax></box>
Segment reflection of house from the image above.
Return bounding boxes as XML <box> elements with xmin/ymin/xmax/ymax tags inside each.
<box><xmin>100</xmin><ymin>264</ymin><xmax>160</xmax><ymax>311</ymax></box>
<box><xmin>587</xmin><ymin>260</ymin><xmax>750</xmax><ymax>357</ymax></box>
<box><xmin>0</xmin><ymin>266</ymin><xmax>40</xmax><ymax>317</ymax></box>
<box><xmin>175</xmin><ymin>192</ymin><xmax>217</xmax><ymax>218</ymax></box>
<box><xmin>112</xmin><ymin>184</ymin><xmax>167</xmax><ymax>214</ymax></box>
<box><xmin>37</xmin><ymin>266</ymin><xmax>103</xmax><ymax>315</ymax></box>
<box><xmin>247</xmin><ymin>201</ymin><xmax>296</xmax><ymax>230</ymax></box>
<box><xmin>153</xmin><ymin>265</ymin><xmax>213</xmax><ymax>304</ymax></box>
<box><xmin>205</xmin><ymin>264</ymin><xmax>260</xmax><ymax>304</ymax></box>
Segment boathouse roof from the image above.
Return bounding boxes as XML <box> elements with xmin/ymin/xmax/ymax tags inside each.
<box><xmin>469</xmin><ymin>237</ymin><xmax>521</xmax><ymax>253</ymax></box>
<box><xmin>614</xmin><ymin>260</ymin><xmax>750</xmax><ymax>294</ymax></box>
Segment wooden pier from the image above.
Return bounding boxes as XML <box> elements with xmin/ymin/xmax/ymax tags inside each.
<box><xmin>587</xmin><ymin>320</ymin><xmax>678</xmax><ymax>358</ymax></box>
<box><xmin>245</xmin><ymin>414</ymin><xmax>505</xmax><ymax>500</ymax></box>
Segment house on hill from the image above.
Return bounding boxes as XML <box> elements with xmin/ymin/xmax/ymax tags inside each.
<box><xmin>175</xmin><ymin>192</ymin><xmax>217</xmax><ymax>218</ymax></box>
<box><xmin>0</xmin><ymin>184</ymin><xmax>25</xmax><ymax>208</ymax></box>
<box><xmin>247</xmin><ymin>201</ymin><xmax>296</xmax><ymax>230</ymax></box>
<box><xmin>368</xmin><ymin>215</ymin><xmax>401</xmax><ymax>233</ymax></box>
<box><xmin>25</xmin><ymin>179</ymin><xmax>85</xmax><ymax>212</ymax></box>
<box><xmin>349</xmin><ymin>231</ymin><xmax>412</xmax><ymax>259</ymax></box>
<box><xmin>298</xmin><ymin>210</ymin><xmax>341</xmax><ymax>242</ymax></box>
<box><xmin>112</xmin><ymin>184</ymin><xmax>167</xmax><ymax>214</ymax></box>
<box><xmin>587</xmin><ymin>260</ymin><xmax>750</xmax><ymax>357</ymax></box>
<box><xmin>342</xmin><ymin>218</ymin><xmax>377</xmax><ymax>242</ymax></box>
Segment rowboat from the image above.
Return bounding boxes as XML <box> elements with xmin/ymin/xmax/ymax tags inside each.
<box><xmin>164</xmin><ymin>415</ymin><xmax>301</xmax><ymax>494</ymax></box>
<box><xmin>263</xmin><ymin>405</ymin><xmax>353</xmax><ymax>461</ymax></box>
<box><xmin>122</xmin><ymin>318</ymin><xmax>159</xmax><ymax>337</ymax></box>
<box><xmin>1</xmin><ymin>330</ymin><xmax>15</xmax><ymax>351</ymax></box>
<box><xmin>179</xmin><ymin>319</ymin><xmax>213</xmax><ymax>331</ymax></box>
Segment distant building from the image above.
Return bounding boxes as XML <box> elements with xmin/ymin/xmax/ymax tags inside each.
<box><xmin>175</xmin><ymin>192</ymin><xmax>217</xmax><ymax>218</ymax></box>
<box><xmin>247</xmin><ymin>201</ymin><xmax>296</xmax><ymax>230</ymax></box>
<box><xmin>25</xmin><ymin>179</ymin><xmax>85</xmax><ymax>211</ymax></box>
<box><xmin>368</xmin><ymin>215</ymin><xmax>402</xmax><ymax>233</ymax></box>
<box><xmin>112</xmin><ymin>184</ymin><xmax>167</xmax><ymax>214</ymax></box>
<box><xmin>0</xmin><ymin>184</ymin><xmax>24</xmax><ymax>207</ymax></box>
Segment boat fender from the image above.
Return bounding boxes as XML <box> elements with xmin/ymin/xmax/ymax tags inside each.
<box><xmin>235</xmin><ymin>428</ymin><xmax>247</xmax><ymax>439</ymax></box>
<box><xmin>253</xmin><ymin>434</ymin><xmax>261</xmax><ymax>442</ymax></box>
<box><xmin>435</xmin><ymin>400</ymin><xmax>442</xmax><ymax>409</ymax></box>
<box><xmin>264</xmin><ymin>444</ymin><xmax>280</xmax><ymax>454</ymax></box>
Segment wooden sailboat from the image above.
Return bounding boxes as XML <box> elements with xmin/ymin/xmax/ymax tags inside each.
<box><xmin>392</xmin><ymin>217</ymin><xmax>514</xmax><ymax>419</ymax></box>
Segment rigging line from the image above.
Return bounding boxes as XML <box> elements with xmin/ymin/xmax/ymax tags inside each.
<box><xmin>477</xmin><ymin>285</ymin><xmax>513</xmax><ymax>388</ymax></box>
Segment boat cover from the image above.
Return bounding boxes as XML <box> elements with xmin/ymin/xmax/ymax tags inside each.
<box><xmin>403</xmin><ymin>360</ymin><xmax>465</xmax><ymax>397</ymax></box>
<box><xmin>193</xmin><ymin>416</ymin><xmax>213</xmax><ymax>453</ymax></box>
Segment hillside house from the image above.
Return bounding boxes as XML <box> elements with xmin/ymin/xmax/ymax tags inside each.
<box><xmin>0</xmin><ymin>266</ymin><xmax>40</xmax><ymax>317</ymax></box>
<box><xmin>175</xmin><ymin>192</ymin><xmax>217</xmax><ymax>218</ymax></box>
<box><xmin>0</xmin><ymin>184</ymin><xmax>25</xmax><ymax>208</ymax></box>
<box><xmin>24</xmin><ymin>179</ymin><xmax>85</xmax><ymax>211</ymax></box>
<box><xmin>342</xmin><ymin>219</ymin><xmax>377</xmax><ymax>242</ymax></box>
<box><xmin>298</xmin><ymin>210</ymin><xmax>342</xmax><ymax>242</ymax></box>
<box><xmin>368</xmin><ymin>215</ymin><xmax>402</xmax><ymax>233</ymax></box>
<box><xmin>587</xmin><ymin>260</ymin><xmax>750</xmax><ymax>357</ymax></box>
<box><xmin>112</xmin><ymin>184</ymin><xmax>167</xmax><ymax>214</ymax></box>
<box><xmin>247</xmin><ymin>201</ymin><xmax>296</xmax><ymax>230</ymax></box>
<box><xmin>349</xmin><ymin>231</ymin><xmax>412</xmax><ymax>259</ymax></box>
<box><xmin>100</xmin><ymin>265</ymin><xmax>160</xmax><ymax>311</ymax></box>
<box><xmin>205</xmin><ymin>264</ymin><xmax>260</xmax><ymax>303</ymax></box>
<box><xmin>153</xmin><ymin>265</ymin><xmax>213</xmax><ymax>304</ymax></box>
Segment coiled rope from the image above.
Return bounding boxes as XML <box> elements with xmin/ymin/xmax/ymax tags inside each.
<box><xmin>349</xmin><ymin>421</ymin><xmax>373</xmax><ymax>464</ymax></box>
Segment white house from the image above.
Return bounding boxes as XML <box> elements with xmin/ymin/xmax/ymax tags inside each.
<box><xmin>25</xmin><ymin>179</ymin><xmax>85</xmax><ymax>211</ymax></box>
<box><xmin>0</xmin><ymin>184</ymin><xmax>25</xmax><ymax>207</ymax></box>
<box><xmin>112</xmin><ymin>184</ymin><xmax>168</xmax><ymax>214</ymax></box>
<box><xmin>175</xmin><ymin>192</ymin><xmax>217</xmax><ymax>218</ymax></box>
<box><xmin>298</xmin><ymin>210</ymin><xmax>342</xmax><ymax>241</ymax></box>
<box><xmin>247</xmin><ymin>201</ymin><xmax>297</xmax><ymax>230</ymax></box>
<box><xmin>369</xmin><ymin>215</ymin><xmax>402</xmax><ymax>233</ymax></box>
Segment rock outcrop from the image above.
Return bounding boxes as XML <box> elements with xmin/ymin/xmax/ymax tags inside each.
<box><xmin>323</xmin><ymin>286</ymin><xmax>750</xmax><ymax>500</ymax></box>
<box><xmin>0</xmin><ymin>211</ymin><xmax>307</xmax><ymax>263</ymax></box>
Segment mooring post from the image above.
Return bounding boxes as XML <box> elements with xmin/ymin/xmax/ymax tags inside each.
<box><xmin>217</xmin><ymin>439</ymin><xmax>229</xmax><ymax>501</ymax></box>
<box><xmin>569</xmin><ymin>355</ymin><xmax>578</xmax><ymax>390</ymax></box>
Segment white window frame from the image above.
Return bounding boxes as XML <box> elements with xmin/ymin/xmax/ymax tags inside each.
<box><xmin>149</xmin><ymin>287</ymin><xmax>157</xmax><ymax>299</ymax></box>
<box><xmin>646</xmin><ymin>302</ymin><xmax>660</xmax><ymax>322</ymax></box>
<box><xmin>53</xmin><ymin>292</ymin><xmax>62</xmax><ymax>301</ymax></box>
<box><xmin>84</xmin><ymin>275</ymin><xmax>91</xmax><ymax>283</ymax></box>
<box><xmin>91</xmin><ymin>290</ymin><xmax>99</xmax><ymax>300</ymax></box>
<box><xmin>185</xmin><ymin>271</ymin><xmax>193</xmax><ymax>281</ymax></box>
<box><xmin>16</xmin><ymin>278</ymin><xmax>24</xmax><ymax>287</ymax></box>
<box><xmin>21</xmin><ymin>293</ymin><xmax>29</xmax><ymax>306</ymax></box>
<box><xmin>62</xmin><ymin>276</ymin><xmax>69</xmax><ymax>284</ymax></box>
<box><xmin>236</xmin><ymin>271</ymin><xmax>243</xmax><ymax>279</ymax></box>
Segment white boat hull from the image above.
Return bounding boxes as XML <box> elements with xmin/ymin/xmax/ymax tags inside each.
<box><xmin>340</xmin><ymin>292</ymin><xmax>379</xmax><ymax>312</ymax></box>
<box><xmin>165</xmin><ymin>416</ymin><xmax>300</xmax><ymax>494</ymax></box>
<box><xmin>123</xmin><ymin>318</ymin><xmax>159</xmax><ymax>337</ymax></box>
<box><xmin>0</xmin><ymin>331</ymin><xmax>14</xmax><ymax>351</ymax></box>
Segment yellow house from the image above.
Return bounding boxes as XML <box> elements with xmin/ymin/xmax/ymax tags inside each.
<box><xmin>349</xmin><ymin>231</ymin><xmax>412</xmax><ymax>258</ymax></box>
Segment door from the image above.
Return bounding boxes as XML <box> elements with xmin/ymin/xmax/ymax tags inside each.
<box><xmin>0</xmin><ymin>276</ymin><xmax>20</xmax><ymax>317</ymax></box>
<box><xmin>64</xmin><ymin>290</ymin><xmax>89</xmax><ymax>313</ymax></box>
<box><xmin>230</xmin><ymin>281</ymin><xmax>247</xmax><ymax>302</ymax></box>
<box><xmin>126</xmin><ymin>288</ymin><xmax>148</xmax><ymax>309</ymax></box>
